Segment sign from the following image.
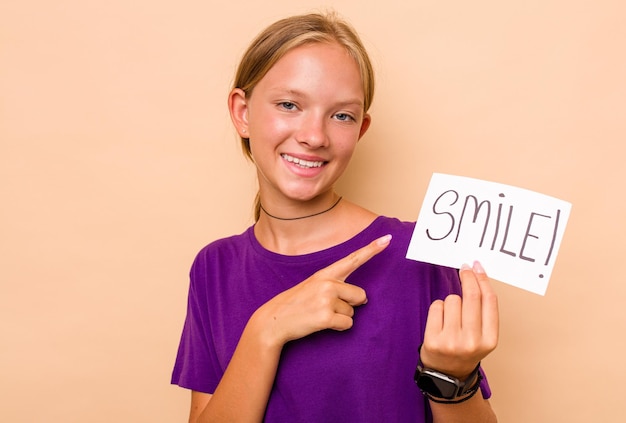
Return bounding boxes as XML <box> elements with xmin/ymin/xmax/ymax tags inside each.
<box><xmin>406</xmin><ymin>173</ymin><xmax>571</xmax><ymax>295</ymax></box>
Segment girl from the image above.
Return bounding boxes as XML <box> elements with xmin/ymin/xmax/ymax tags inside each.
<box><xmin>172</xmin><ymin>11</ymin><xmax>498</xmax><ymax>423</ymax></box>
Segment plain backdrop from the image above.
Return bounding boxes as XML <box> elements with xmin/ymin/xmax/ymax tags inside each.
<box><xmin>1</xmin><ymin>0</ymin><xmax>624</xmax><ymax>421</ymax></box>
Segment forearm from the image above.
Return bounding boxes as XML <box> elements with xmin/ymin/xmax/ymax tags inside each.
<box><xmin>197</xmin><ymin>312</ymin><xmax>283</xmax><ymax>423</ymax></box>
<box><xmin>430</xmin><ymin>392</ymin><xmax>497</xmax><ymax>423</ymax></box>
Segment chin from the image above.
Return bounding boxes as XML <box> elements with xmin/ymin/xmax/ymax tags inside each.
<box><xmin>284</xmin><ymin>189</ymin><xmax>331</xmax><ymax>203</ymax></box>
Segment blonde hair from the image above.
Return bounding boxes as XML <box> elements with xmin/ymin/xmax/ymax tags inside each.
<box><xmin>232</xmin><ymin>12</ymin><xmax>375</xmax><ymax>220</ymax></box>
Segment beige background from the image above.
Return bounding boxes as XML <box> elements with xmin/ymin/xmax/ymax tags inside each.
<box><xmin>1</xmin><ymin>0</ymin><xmax>624</xmax><ymax>421</ymax></box>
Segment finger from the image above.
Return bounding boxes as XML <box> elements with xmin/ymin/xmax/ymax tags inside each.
<box><xmin>459</xmin><ymin>263</ymin><xmax>482</xmax><ymax>332</ymax></box>
<box><xmin>329</xmin><ymin>313</ymin><xmax>354</xmax><ymax>331</ymax></box>
<box><xmin>442</xmin><ymin>293</ymin><xmax>462</xmax><ymax>332</ymax></box>
<box><xmin>473</xmin><ymin>261</ymin><xmax>499</xmax><ymax>346</ymax></box>
<box><xmin>336</xmin><ymin>283</ymin><xmax>368</xmax><ymax>306</ymax></box>
<box><xmin>318</xmin><ymin>234</ymin><xmax>392</xmax><ymax>281</ymax></box>
<box><xmin>333</xmin><ymin>298</ymin><xmax>355</xmax><ymax>317</ymax></box>
<box><xmin>424</xmin><ymin>299</ymin><xmax>444</xmax><ymax>337</ymax></box>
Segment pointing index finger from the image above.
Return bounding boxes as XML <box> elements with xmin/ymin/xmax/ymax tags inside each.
<box><xmin>320</xmin><ymin>234</ymin><xmax>392</xmax><ymax>281</ymax></box>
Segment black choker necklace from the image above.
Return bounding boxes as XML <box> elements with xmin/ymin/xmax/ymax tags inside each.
<box><xmin>260</xmin><ymin>197</ymin><xmax>343</xmax><ymax>221</ymax></box>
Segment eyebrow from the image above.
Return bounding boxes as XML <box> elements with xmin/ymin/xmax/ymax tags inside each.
<box><xmin>270</xmin><ymin>88</ymin><xmax>364</xmax><ymax>109</ymax></box>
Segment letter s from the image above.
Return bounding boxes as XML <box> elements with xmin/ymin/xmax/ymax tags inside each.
<box><xmin>426</xmin><ymin>190</ymin><xmax>459</xmax><ymax>241</ymax></box>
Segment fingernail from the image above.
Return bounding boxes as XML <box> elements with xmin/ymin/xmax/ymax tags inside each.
<box><xmin>460</xmin><ymin>263</ymin><xmax>471</xmax><ymax>271</ymax></box>
<box><xmin>473</xmin><ymin>261</ymin><xmax>485</xmax><ymax>274</ymax></box>
<box><xmin>377</xmin><ymin>234</ymin><xmax>392</xmax><ymax>246</ymax></box>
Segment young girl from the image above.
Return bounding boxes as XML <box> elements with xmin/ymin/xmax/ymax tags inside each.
<box><xmin>172</xmin><ymin>12</ymin><xmax>498</xmax><ymax>423</ymax></box>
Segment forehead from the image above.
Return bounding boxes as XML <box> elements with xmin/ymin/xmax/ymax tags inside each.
<box><xmin>254</xmin><ymin>42</ymin><xmax>364</xmax><ymax>102</ymax></box>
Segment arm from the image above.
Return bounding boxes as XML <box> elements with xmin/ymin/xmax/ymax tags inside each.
<box><xmin>429</xmin><ymin>395</ymin><xmax>497</xmax><ymax>423</ymax></box>
<box><xmin>422</xmin><ymin>261</ymin><xmax>499</xmax><ymax>423</ymax></box>
<box><xmin>189</xmin><ymin>392</ymin><xmax>211</xmax><ymax>423</ymax></box>
<box><xmin>189</xmin><ymin>235</ymin><xmax>392</xmax><ymax>423</ymax></box>
<box><xmin>194</xmin><ymin>311</ymin><xmax>283</xmax><ymax>422</ymax></box>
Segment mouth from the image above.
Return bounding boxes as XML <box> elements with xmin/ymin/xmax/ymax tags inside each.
<box><xmin>281</xmin><ymin>153</ymin><xmax>326</xmax><ymax>169</ymax></box>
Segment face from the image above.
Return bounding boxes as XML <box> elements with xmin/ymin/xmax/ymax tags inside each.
<box><xmin>230</xmin><ymin>42</ymin><xmax>371</xmax><ymax>205</ymax></box>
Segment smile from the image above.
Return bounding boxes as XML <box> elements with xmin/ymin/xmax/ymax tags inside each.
<box><xmin>281</xmin><ymin>154</ymin><xmax>326</xmax><ymax>169</ymax></box>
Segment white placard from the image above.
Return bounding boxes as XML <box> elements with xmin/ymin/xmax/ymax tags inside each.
<box><xmin>406</xmin><ymin>173</ymin><xmax>571</xmax><ymax>295</ymax></box>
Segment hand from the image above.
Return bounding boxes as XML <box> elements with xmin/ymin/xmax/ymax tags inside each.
<box><xmin>420</xmin><ymin>261</ymin><xmax>499</xmax><ymax>379</ymax></box>
<box><xmin>253</xmin><ymin>234</ymin><xmax>392</xmax><ymax>347</ymax></box>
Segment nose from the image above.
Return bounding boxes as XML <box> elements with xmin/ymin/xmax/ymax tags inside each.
<box><xmin>295</xmin><ymin>114</ymin><xmax>329</xmax><ymax>149</ymax></box>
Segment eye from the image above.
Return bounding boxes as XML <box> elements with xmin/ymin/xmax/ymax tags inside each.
<box><xmin>278</xmin><ymin>101</ymin><xmax>297</xmax><ymax>111</ymax></box>
<box><xmin>334</xmin><ymin>113</ymin><xmax>355</xmax><ymax>122</ymax></box>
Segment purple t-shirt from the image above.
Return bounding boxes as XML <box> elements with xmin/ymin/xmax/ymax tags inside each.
<box><xmin>172</xmin><ymin>216</ymin><xmax>491</xmax><ymax>422</ymax></box>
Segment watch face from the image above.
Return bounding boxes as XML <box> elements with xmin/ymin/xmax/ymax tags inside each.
<box><xmin>416</xmin><ymin>369</ymin><xmax>460</xmax><ymax>399</ymax></box>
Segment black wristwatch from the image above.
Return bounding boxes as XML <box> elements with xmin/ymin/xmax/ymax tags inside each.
<box><xmin>414</xmin><ymin>361</ymin><xmax>482</xmax><ymax>403</ymax></box>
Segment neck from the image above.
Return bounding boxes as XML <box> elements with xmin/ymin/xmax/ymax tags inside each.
<box><xmin>254</xmin><ymin>193</ymin><xmax>349</xmax><ymax>255</ymax></box>
<box><xmin>259</xmin><ymin>196</ymin><xmax>343</xmax><ymax>221</ymax></box>
<box><xmin>254</xmin><ymin>199</ymin><xmax>378</xmax><ymax>255</ymax></box>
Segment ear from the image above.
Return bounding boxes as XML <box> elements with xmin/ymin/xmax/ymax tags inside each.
<box><xmin>228</xmin><ymin>88</ymin><xmax>249</xmax><ymax>138</ymax></box>
<box><xmin>357</xmin><ymin>113</ymin><xmax>372</xmax><ymax>140</ymax></box>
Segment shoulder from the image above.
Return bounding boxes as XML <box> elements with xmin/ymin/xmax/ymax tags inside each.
<box><xmin>369</xmin><ymin>215</ymin><xmax>415</xmax><ymax>244</ymax></box>
<box><xmin>190</xmin><ymin>227</ymin><xmax>253</xmax><ymax>273</ymax></box>
<box><xmin>375</xmin><ymin>215</ymin><xmax>414</xmax><ymax>232</ymax></box>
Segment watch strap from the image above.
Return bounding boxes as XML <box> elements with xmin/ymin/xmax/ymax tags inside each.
<box><xmin>415</xmin><ymin>361</ymin><xmax>482</xmax><ymax>402</ymax></box>
<box><xmin>422</xmin><ymin>368</ymin><xmax>483</xmax><ymax>404</ymax></box>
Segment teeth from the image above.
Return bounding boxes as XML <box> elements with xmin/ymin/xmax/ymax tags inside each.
<box><xmin>281</xmin><ymin>154</ymin><xmax>324</xmax><ymax>168</ymax></box>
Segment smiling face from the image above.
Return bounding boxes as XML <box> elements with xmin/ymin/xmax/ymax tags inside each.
<box><xmin>229</xmin><ymin>41</ymin><xmax>371</xmax><ymax>207</ymax></box>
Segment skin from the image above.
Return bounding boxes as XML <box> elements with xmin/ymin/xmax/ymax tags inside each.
<box><xmin>188</xmin><ymin>41</ymin><xmax>499</xmax><ymax>422</ymax></box>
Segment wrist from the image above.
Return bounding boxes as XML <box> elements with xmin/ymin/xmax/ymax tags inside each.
<box><xmin>414</xmin><ymin>358</ymin><xmax>482</xmax><ymax>403</ymax></box>
<box><xmin>418</xmin><ymin>346</ymin><xmax>479</xmax><ymax>380</ymax></box>
<box><xmin>246</xmin><ymin>308</ymin><xmax>286</xmax><ymax>353</ymax></box>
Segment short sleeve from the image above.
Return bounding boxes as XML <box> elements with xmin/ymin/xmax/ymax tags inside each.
<box><xmin>171</xmin><ymin>252</ymin><xmax>222</xmax><ymax>394</ymax></box>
